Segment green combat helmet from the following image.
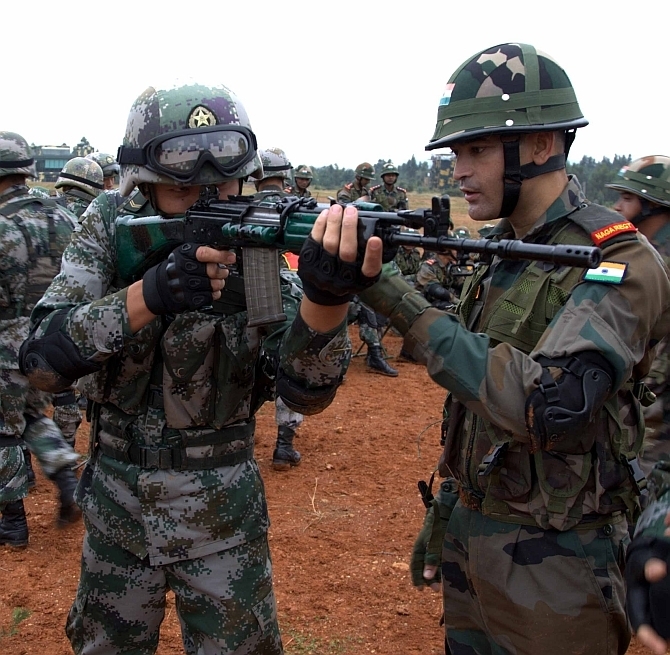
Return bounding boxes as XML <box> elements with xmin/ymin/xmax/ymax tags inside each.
<box><xmin>258</xmin><ymin>147</ymin><xmax>292</xmax><ymax>181</ymax></box>
<box><xmin>86</xmin><ymin>151</ymin><xmax>120</xmax><ymax>178</ymax></box>
<box><xmin>0</xmin><ymin>131</ymin><xmax>37</xmax><ymax>179</ymax></box>
<box><xmin>426</xmin><ymin>43</ymin><xmax>588</xmax><ymax>217</ymax></box>
<box><xmin>380</xmin><ymin>162</ymin><xmax>399</xmax><ymax>177</ymax></box>
<box><xmin>116</xmin><ymin>82</ymin><xmax>263</xmax><ymax>196</ymax></box>
<box><xmin>355</xmin><ymin>162</ymin><xmax>375</xmax><ymax>181</ymax></box>
<box><xmin>294</xmin><ymin>164</ymin><xmax>313</xmax><ymax>180</ymax></box>
<box><xmin>606</xmin><ymin>156</ymin><xmax>670</xmax><ymax>222</ymax></box>
<box><xmin>454</xmin><ymin>226</ymin><xmax>471</xmax><ymax>239</ymax></box>
<box><xmin>55</xmin><ymin>157</ymin><xmax>105</xmax><ymax>199</ymax></box>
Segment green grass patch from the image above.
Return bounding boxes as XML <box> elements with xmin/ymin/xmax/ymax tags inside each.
<box><xmin>282</xmin><ymin>626</ymin><xmax>361</xmax><ymax>654</ymax></box>
<box><xmin>0</xmin><ymin>607</ymin><xmax>31</xmax><ymax>638</ymax></box>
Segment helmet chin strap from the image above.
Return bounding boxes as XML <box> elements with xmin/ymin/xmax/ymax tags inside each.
<box><xmin>632</xmin><ymin>199</ymin><xmax>670</xmax><ymax>226</ymax></box>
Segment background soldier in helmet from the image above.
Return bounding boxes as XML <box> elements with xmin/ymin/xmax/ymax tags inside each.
<box><xmin>357</xmin><ymin>43</ymin><xmax>670</xmax><ymax>655</ymax></box>
<box><xmin>370</xmin><ymin>162</ymin><xmax>408</xmax><ymax>211</ymax></box>
<box><xmin>21</xmin><ymin>83</ymin><xmax>381</xmax><ymax>654</ymax></box>
<box><xmin>86</xmin><ymin>151</ymin><xmax>120</xmax><ymax>190</ymax></box>
<box><xmin>54</xmin><ymin>156</ymin><xmax>105</xmax><ymax>219</ymax></box>
<box><xmin>606</xmin><ymin>156</ymin><xmax>670</xmax><ymax>473</ymax></box>
<box><xmin>254</xmin><ymin>147</ymin><xmax>305</xmax><ymax>471</ymax></box>
<box><xmin>337</xmin><ymin>162</ymin><xmax>375</xmax><ymax>203</ymax></box>
<box><xmin>414</xmin><ymin>249</ymin><xmax>461</xmax><ymax>310</ymax></box>
<box><xmin>0</xmin><ymin>131</ymin><xmax>81</xmax><ymax>548</ymax></box>
<box><xmin>291</xmin><ymin>164</ymin><xmax>313</xmax><ymax>198</ymax></box>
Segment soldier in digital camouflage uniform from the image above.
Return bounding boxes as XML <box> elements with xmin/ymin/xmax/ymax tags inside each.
<box><xmin>254</xmin><ymin>148</ymin><xmax>305</xmax><ymax>471</ymax></box>
<box><xmin>21</xmin><ymin>83</ymin><xmax>381</xmax><ymax>655</ymax></box>
<box><xmin>55</xmin><ymin>156</ymin><xmax>105</xmax><ymax>220</ymax></box>
<box><xmin>370</xmin><ymin>162</ymin><xmax>408</xmax><ymax>211</ymax></box>
<box><xmin>86</xmin><ymin>151</ymin><xmax>120</xmax><ymax>191</ymax></box>
<box><xmin>0</xmin><ymin>131</ymin><xmax>81</xmax><ymax>548</ymax></box>
<box><xmin>358</xmin><ymin>43</ymin><xmax>670</xmax><ymax>655</ymax></box>
<box><xmin>606</xmin><ymin>157</ymin><xmax>670</xmax><ymax>474</ymax></box>
<box><xmin>291</xmin><ymin>164</ymin><xmax>313</xmax><ymax>198</ymax></box>
<box><xmin>336</xmin><ymin>162</ymin><xmax>374</xmax><ymax>203</ymax></box>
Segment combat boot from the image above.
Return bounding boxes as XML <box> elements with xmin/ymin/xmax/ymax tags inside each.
<box><xmin>0</xmin><ymin>499</ymin><xmax>29</xmax><ymax>548</ymax></box>
<box><xmin>49</xmin><ymin>467</ymin><xmax>82</xmax><ymax>528</ymax></box>
<box><xmin>23</xmin><ymin>448</ymin><xmax>36</xmax><ymax>489</ymax></box>
<box><xmin>272</xmin><ymin>426</ymin><xmax>301</xmax><ymax>471</ymax></box>
<box><xmin>366</xmin><ymin>345</ymin><xmax>398</xmax><ymax>377</ymax></box>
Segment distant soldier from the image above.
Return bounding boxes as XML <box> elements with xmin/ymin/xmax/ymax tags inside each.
<box><xmin>414</xmin><ymin>250</ymin><xmax>461</xmax><ymax>309</ymax></box>
<box><xmin>370</xmin><ymin>162</ymin><xmax>408</xmax><ymax>211</ymax></box>
<box><xmin>86</xmin><ymin>152</ymin><xmax>120</xmax><ymax>191</ymax></box>
<box><xmin>337</xmin><ymin>162</ymin><xmax>374</xmax><ymax>203</ymax></box>
<box><xmin>255</xmin><ymin>148</ymin><xmax>306</xmax><ymax>471</ymax></box>
<box><xmin>55</xmin><ymin>156</ymin><xmax>104</xmax><ymax>219</ymax></box>
<box><xmin>394</xmin><ymin>228</ymin><xmax>422</xmax><ymax>281</ymax></box>
<box><xmin>291</xmin><ymin>164</ymin><xmax>313</xmax><ymax>198</ymax></box>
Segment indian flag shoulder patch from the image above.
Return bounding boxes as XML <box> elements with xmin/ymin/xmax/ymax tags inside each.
<box><xmin>583</xmin><ymin>261</ymin><xmax>627</xmax><ymax>284</ymax></box>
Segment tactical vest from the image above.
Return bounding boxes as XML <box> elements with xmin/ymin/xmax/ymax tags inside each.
<box><xmin>0</xmin><ymin>195</ymin><xmax>63</xmax><ymax>319</ymax></box>
<box><xmin>440</xmin><ymin>204</ymin><xmax>646</xmax><ymax>530</ymax></box>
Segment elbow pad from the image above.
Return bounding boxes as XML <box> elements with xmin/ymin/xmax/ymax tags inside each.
<box><xmin>275</xmin><ymin>367</ymin><xmax>338</xmax><ymax>415</ymax></box>
<box><xmin>525</xmin><ymin>352</ymin><xmax>614</xmax><ymax>452</ymax></box>
<box><xmin>19</xmin><ymin>310</ymin><xmax>101</xmax><ymax>393</ymax></box>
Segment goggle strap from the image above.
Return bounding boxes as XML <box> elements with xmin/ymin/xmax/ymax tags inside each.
<box><xmin>117</xmin><ymin>146</ymin><xmax>146</xmax><ymax>166</ymax></box>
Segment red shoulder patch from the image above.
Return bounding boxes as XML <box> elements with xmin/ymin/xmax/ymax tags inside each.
<box><xmin>344</xmin><ymin>183</ymin><xmax>353</xmax><ymax>190</ymax></box>
<box><xmin>591</xmin><ymin>221</ymin><xmax>637</xmax><ymax>246</ymax></box>
<box><xmin>370</xmin><ymin>184</ymin><xmax>381</xmax><ymax>191</ymax></box>
<box><xmin>397</xmin><ymin>187</ymin><xmax>406</xmax><ymax>193</ymax></box>
<box><xmin>425</xmin><ymin>259</ymin><xmax>436</xmax><ymax>265</ymax></box>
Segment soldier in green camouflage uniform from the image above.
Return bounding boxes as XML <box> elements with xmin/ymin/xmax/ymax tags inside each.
<box><xmin>359</xmin><ymin>43</ymin><xmax>670</xmax><ymax>655</ymax></box>
<box><xmin>22</xmin><ymin>83</ymin><xmax>380</xmax><ymax>655</ymax></box>
<box><xmin>86</xmin><ymin>152</ymin><xmax>120</xmax><ymax>191</ymax></box>
<box><xmin>370</xmin><ymin>162</ymin><xmax>408</xmax><ymax>211</ymax></box>
<box><xmin>291</xmin><ymin>164</ymin><xmax>313</xmax><ymax>198</ymax></box>
<box><xmin>336</xmin><ymin>162</ymin><xmax>374</xmax><ymax>203</ymax></box>
<box><xmin>254</xmin><ymin>148</ymin><xmax>305</xmax><ymax>471</ymax></box>
<box><xmin>55</xmin><ymin>156</ymin><xmax>105</xmax><ymax>219</ymax></box>
<box><xmin>606</xmin><ymin>157</ymin><xmax>670</xmax><ymax>474</ymax></box>
<box><xmin>0</xmin><ymin>132</ymin><xmax>81</xmax><ymax>548</ymax></box>
<box><xmin>414</xmin><ymin>250</ymin><xmax>462</xmax><ymax>309</ymax></box>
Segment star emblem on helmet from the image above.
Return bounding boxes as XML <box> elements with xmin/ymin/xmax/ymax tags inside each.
<box><xmin>188</xmin><ymin>106</ymin><xmax>218</xmax><ymax>128</ymax></box>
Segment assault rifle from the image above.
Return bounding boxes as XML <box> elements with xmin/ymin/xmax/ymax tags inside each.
<box><xmin>115</xmin><ymin>188</ymin><xmax>603</xmax><ymax>327</ymax></box>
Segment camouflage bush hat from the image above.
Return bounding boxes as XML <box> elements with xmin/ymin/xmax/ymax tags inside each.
<box><xmin>86</xmin><ymin>152</ymin><xmax>120</xmax><ymax>178</ymax></box>
<box><xmin>427</xmin><ymin>43</ymin><xmax>588</xmax><ymax>150</ymax></box>
<box><xmin>0</xmin><ymin>131</ymin><xmax>36</xmax><ymax>179</ymax></box>
<box><xmin>117</xmin><ymin>82</ymin><xmax>263</xmax><ymax>196</ymax></box>
<box><xmin>55</xmin><ymin>157</ymin><xmax>105</xmax><ymax>198</ymax></box>
<box><xmin>259</xmin><ymin>147</ymin><xmax>292</xmax><ymax>181</ymax></box>
<box><xmin>294</xmin><ymin>164</ymin><xmax>313</xmax><ymax>180</ymax></box>
<box><xmin>355</xmin><ymin>162</ymin><xmax>375</xmax><ymax>180</ymax></box>
<box><xmin>381</xmin><ymin>162</ymin><xmax>399</xmax><ymax>177</ymax></box>
<box><xmin>606</xmin><ymin>156</ymin><xmax>670</xmax><ymax>209</ymax></box>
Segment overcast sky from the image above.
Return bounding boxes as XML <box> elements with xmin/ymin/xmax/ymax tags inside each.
<box><xmin>3</xmin><ymin>0</ymin><xmax>667</xmax><ymax>170</ymax></box>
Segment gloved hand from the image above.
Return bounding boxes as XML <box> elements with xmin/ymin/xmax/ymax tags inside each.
<box><xmin>358</xmin><ymin>262</ymin><xmax>431</xmax><ymax>335</ymax></box>
<box><xmin>142</xmin><ymin>243</ymin><xmax>215</xmax><ymax>315</ymax></box>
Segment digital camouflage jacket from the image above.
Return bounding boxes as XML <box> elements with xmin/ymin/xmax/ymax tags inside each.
<box><xmin>30</xmin><ymin>189</ymin><xmax>351</xmax><ymax>565</ymax></box>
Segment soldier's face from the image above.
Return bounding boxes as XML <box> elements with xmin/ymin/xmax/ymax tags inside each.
<box><xmin>613</xmin><ymin>192</ymin><xmax>643</xmax><ymax>222</ymax></box>
<box><xmin>451</xmin><ymin>136</ymin><xmax>504</xmax><ymax>221</ymax></box>
<box><xmin>103</xmin><ymin>177</ymin><xmax>116</xmax><ymax>191</ymax></box>
<box><xmin>382</xmin><ymin>174</ymin><xmax>397</xmax><ymax>186</ymax></box>
<box><xmin>296</xmin><ymin>177</ymin><xmax>311</xmax><ymax>190</ymax></box>
<box><xmin>153</xmin><ymin>179</ymin><xmax>240</xmax><ymax>215</ymax></box>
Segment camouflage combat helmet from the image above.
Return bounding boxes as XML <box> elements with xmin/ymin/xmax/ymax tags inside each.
<box><xmin>606</xmin><ymin>156</ymin><xmax>670</xmax><ymax>211</ymax></box>
<box><xmin>427</xmin><ymin>43</ymin><xmax>588</xmax><ymax>217</ymax></box>
<box><xmin>86</xmin><ymin>151</ymin><xmax>120</xmax><ymax>178</ymax></box>
<box><xmin>0</xmin><ymin>131</ymin><xmax>36</xmax><ymax>179</ymax></box>
<box><xmin>259</xmin><ymin>147</ymin><xmax>292</xmax><ymax>181</ymax></box>
<box><xmin>355</xmin><ymin>162</ymin><xmax>375</xmax><ymax>180</ymax></box>
<box><xmin>380</xmin><ymin>162</ymin><xmax>399</xmax><ymax>177</ymax></box>
<box><xmin>117</xmin><ymin>82</ymin><xmax>263</xmax><ymax>196</ymax></box>
<box><xmin>454</xmin><ymin>226</ymin><xmax>471</xmax><ymax>239</ymax></box>
<box><xmin>55</xmin><ymin>157</ymin><xmax>105</xmax><ymax>198</ymax></box>
<box><xmin>294</xmin><ymin>164</ymin><xmax>313</xmax><ymax>180</ymax></box>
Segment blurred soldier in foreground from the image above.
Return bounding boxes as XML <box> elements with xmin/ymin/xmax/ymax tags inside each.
<box><xmin>337</xmin><ymin>162</ymin><xmax>375</xmax><ymax>203</ymax></box>
<box><xmin>86</xmin><ymin>151</ymin><xmax>120</xmax><ymax>191</ymax></box>
<box><xmin>0</xmin><ymin>132</ymin><xmax>81</xmax><ymax>548</ymax></box>
<box><xmin>255</xmin><ymin>148</ymin><xmax>305</xmax><ymax>471</ymax></box>
<box><xmin>358</xmin><ymin>43</ymin><xmax>670</xmax><ymax>654</ymax></box>
<box><xmin>21</xmin><ymin>82</ymin><xmax>380</xmax><ymax>653</ymax></box>
<box><xmin>607</xmin><ymin>157</ymin><xmax>670</xmax><ymax>471</ymax></box>
<box><xmin>370</xmin><ymin>162</ymin><xmax>408</xmax><ymax>211</ymax></box>
<box><xmin>55</xmin><ymin>156</ymin><xmax>105</xmax><ymax>219</ymax></box>
<box><xmin>291</xmin><ymin>164</ymin><xmax>313</xmax><ymax>198</ymax></box>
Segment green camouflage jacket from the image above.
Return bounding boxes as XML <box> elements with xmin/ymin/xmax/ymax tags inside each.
<box><xmin>369</xmin><ymin>184</ymin><xmax>408</xmax><ymax>211</ymax></box>
<box><xmin>287</xmin><ymin>184</ymin><xmax>312</xmax><ymax>199</ymax></box>
<box><xmin>403</xmin><ymin>177</ymin><xmax>670</xmax><ymax>530</ymax></box>
<box><xmin>394</xmin><ymin>247</ymin><xmax>422</xmax><ymax>277</ymax></box>
<box><xmin>30</xmin><ymin>189</ymin><xmax>351</xmax><ymax>566</ymax></box>
<box><xmin>0</xmin><ymin>184</ymin><xmax>75</xmax><ymax>369</ymax></box>
<box><xmin>336</xmin><ymin>180</ymin><xmax>369</xmax><ymax>203</ymax></box>
<box><xmin>634</xmin><ymin>459</ymin><xmax>670</xmax><ymax>540</ymax></box>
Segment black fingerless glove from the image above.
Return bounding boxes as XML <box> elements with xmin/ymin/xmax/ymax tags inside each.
<box><xmin>142</xmin><ymin>243</ymin><xmax>212</xmax><ymax>315</ymax></box>
<box><xmin>297</xmin><ymin>235</ymin><xmax>380</xmax><ymax>306</ymax></box>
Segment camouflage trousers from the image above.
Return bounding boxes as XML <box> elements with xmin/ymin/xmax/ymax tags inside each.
<box><xmin>53</xmin><ymin>403</ymin><xmax>83</xmax><ymax>445</ymax></box>
<box><xmin>66</xmin><ymin>522</ymin><xmax>283</xmax><ymax>655</ymax></box>
<box><xmin>442</xmin><ymin>503</ymin><xmax>630</xmax><ymax>655</ymax></box>
<box><xmin>348</xmin><ymin>300</ymin><xmax>382</xmax><ymax>348</ymax></box>
<box><xmin>0</xmin><ymin>445</ymin><xmax>27</xmax><ymax>507</ymax></box>
<box><xmin>275</xmin><ymin>397</ymin><xmax>303</xmax><ymax>432</ymax></box>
